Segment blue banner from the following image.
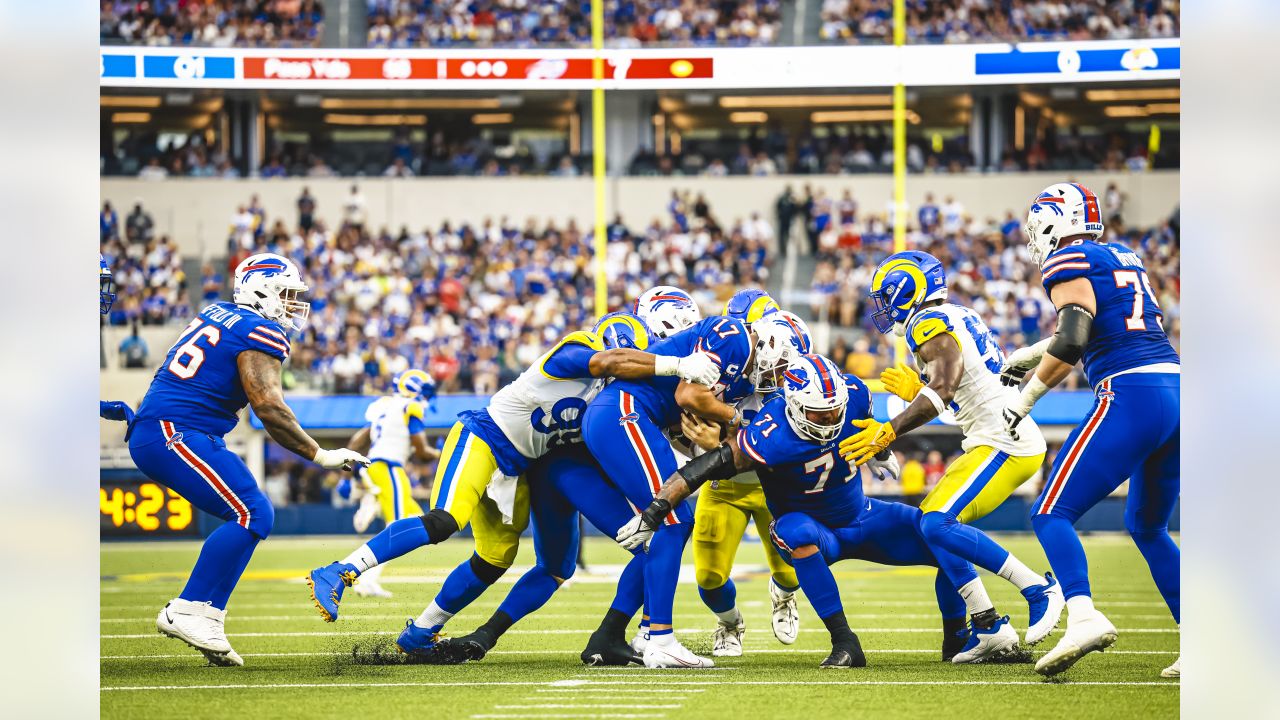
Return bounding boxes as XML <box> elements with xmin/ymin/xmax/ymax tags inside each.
<box><xmin>101</xmin><ymin>54</ymin><xmax>137</xmax><ymax>79</ymax></box>
<box><xmin>975</xmin><ymin>45</ymin><xmax>1178</xmax><ymax>75</ymax></box>
<box><xmin>141</xmin><ymin>54</ymin><xmax>235</xmax><ymax>80</ymax></box>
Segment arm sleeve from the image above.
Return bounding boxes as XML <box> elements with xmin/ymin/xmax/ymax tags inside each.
<box><xmin>242</xmin><ymin>321</ymin><xmax>291</xmax><ymax>362</ymax></box>
<box><xmin>1040</xmin><ymin>247</ymin><xmax>1094</xmax><ymax>291</ymax></box>
<box><xmin>540</xmin><ymin>342</ymin><xmax>598</xmax><ymax>380</ymax></box>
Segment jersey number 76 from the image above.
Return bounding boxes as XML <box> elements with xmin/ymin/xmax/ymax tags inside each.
<box><xmin>167</xmin><ymin>321</ymin><xmax>222</xmax><ymax>380</ymax></box>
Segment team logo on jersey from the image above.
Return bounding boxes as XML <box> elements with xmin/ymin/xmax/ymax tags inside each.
<box><xmin>783</xmin><ymin>367</ymin><xmax>808</xmax><ymax>392</ymax></box>
<box><xmin>619</xmin><ymin>411</ymin><xmax>640</xmax><ymax>425</ymax></box>
<box><xmin>164</xmin><ymin>430</ymin><xmax>184</xmax><ymax>449</ymax></box>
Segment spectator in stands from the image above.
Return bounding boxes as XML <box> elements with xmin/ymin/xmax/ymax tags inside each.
<box><xmin>125</xmin><ymin>202</ymin><xmax>154</xmax><ymax>248</ymax></box>
<box><xmin>307</xmin><ymin>155</ymin><xmax>336</xmax><ymax>178</ymax></box>
<box><xmin>343</xmin><ymin>184</ymin><xmax>367</xmax><ymax>230</ymax></box>
<box><xmin>775</xmin><ymin>185</ymin><xmax>797</xmax><ymax>257</ymax></box>
<box><xmin>100</xmin><ymin>202</ymin><xmax>119</xmax><ymax>242</ymax></box>
<box><xmin>384</xmin><ymin>157</ymin><xmax>416</xmax><ymax>177</ymax></box>
<box><xmin>137</xmin><ymin>157</ymin><xmax>168</xmax><ymax>181</ymax></box>
<box><xmin>900</xmin><ymin>454</ymin><xmax>926</xmax><ymax>507</ymax></box>
<box><xmin>201</xmin><ymin>263</ymin><xmax>224</xmax><ymax>304</ymax></box>
<box><xmin>297</xmin><ymin>186</ymin><xmax>317</xmax><ymax>232</ymax></box>
<box><xmin>923</xmin><ymin>450</ymin><xmax>945</xmax><ymax>491</ymax></box>
<box><xmin>100</xmin><ymin>0</ymin><xmax>324</xmax><ymax>48</ymax></box>
<box><xmin>118</xmin><ymin>321</ymin><xmax>150</xmax><ymax>368</ymax></box>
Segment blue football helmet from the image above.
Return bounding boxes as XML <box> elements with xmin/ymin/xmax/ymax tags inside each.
<box><xmin>724</xmin><ymin>288</ymin><xmax>780</xmax><ymax>323</ymax></box>
<box><xmin>393</xmin><ymin>369</ymin><xmax>436</xmax><ymax>403</ymax></box>
<box><xmin>867</xmin><ymin>251</ymin><xmax>948</xmax><ymax>336</ymax></box>
<box><xmin>593</xmin><ymin>311</ymin><xmax>651</xmax><ymax>350</ymax></box>
<box><xmin>100</xmin><ymin>254</ymin><xmax>116</xmax><ymax>315</ymax></box>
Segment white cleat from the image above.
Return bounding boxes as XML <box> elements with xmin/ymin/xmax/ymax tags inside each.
<box><xmin>156</xmin><ymin>599</ymin><xmax>244</xmax><ymax>667</ymax></box>
<box><xmin>1034</xmin><ymin>612</ymin><xmax>1118</xmax><ymax>676</ymax></box>
<box><xmin>770</xmin><ymin>580</ymin><xmax>800</xmax><ymax>645</ymax></box>
<box><xmin>643</xmin><ymin>637</ymin><xmax>715</xmax><ymax>668</ymax></box>
<box><xmin>352</xmin><ymin>580</ymin><xmax>394</xmax><ymax>598</ymax></box>
<box><xmin>1161</xmin><ymin>656</ymin><xmax>1180</xmax><ymax>678</ymax></box>
<box><xmin>630</xmin><ymin>627</ymin><xmax>649</xmax><ymax>655</ymax></box>
<box><xmin>952</xmin><ymin>615</ymin><xmax>1020</xmax><ymax>664</ymax></box>
<box><xmin>1022</xmin><ymin>573</ymin><xmax>1065</xmax><ymax>646</ymax></box>
<box><xmin>712</xmin><ymin>621</ymin><xmax>745</xmax><ymax>657</ymax></box>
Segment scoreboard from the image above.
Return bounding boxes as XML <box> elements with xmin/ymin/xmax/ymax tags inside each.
<box><xmin>100</xmin><ymin>470</ymin><xmax>199</xmax><ymax>538</ymax></box>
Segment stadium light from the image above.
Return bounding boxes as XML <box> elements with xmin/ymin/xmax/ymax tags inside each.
<box><xmin>472</xmin><ymin>113</ymin><xmax>515</xmax><ymax>125</ymax></box>
<box><xmin>110</xmin><ymin>112</ymin><xmax>152</xmax><ymax>123</ymax></box>
<box><xmin>1086</xmin><ymin>87</ymin><xmax>1180</xmax><ymax>102</ymax></box>
<box><xmin>1102</xmin><ymin>103</ymin><xmax>1180</xmax><ymax>118</ymax></box>
<box><xmin>320</xmin><ymin>98</ymin><xmax>503</xmax><ymax>110</ymax></box>
<box><xmin>720</xmin><ymin>94</ymin><xmax>892</xmax><ymax>109</ymax></box>
<box><xmin>729</xmin><ymin>112</ymin><xmax>768</xmax><ymax>124</ymax></box>
<box><xmin>100</xmin><ymin>96</ymin><xmax>162</xmax><ymax>108</ymax></box>
<box><xmin>811</xmin><ymin>109</ymin><xmax>919</xmax><ymax>124</ymax></box>
<box><xmin>322</xmin><ymin>113</ymin><xmax>427</xmax><ymax>125</ymax></box>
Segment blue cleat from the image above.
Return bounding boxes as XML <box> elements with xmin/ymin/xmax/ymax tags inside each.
<box><xmin>396</xmin><ymin>619</ymin><xmax>443</xmax><ymax>657</ymax></box>
<box><xmin>307</xmin><ymin>562</ymin><xmax>359</xmax><ymax>622</ymax></box>
<box><xmin>952</xmin><ymin>614</ymin><xmax>1019</xmax><ymax>664</ymax></box>
<box><xmin>1022</xmin><ymin>572</ymin><xmax>1065</xmax><ymax>646</ymax></box>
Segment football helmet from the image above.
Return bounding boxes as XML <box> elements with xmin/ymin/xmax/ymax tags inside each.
<box><xmin>99</xmin><ymin>254</ymin><xmax>116</xmax><ymax>315</ymax></box>
<box><xmin>750</xmin><ymin>317</ymin><xmax>802</xmax><ymax>393</ymax></box>
<box><xmin>633</xmin><ymin>286</ymin><xmax>700</xmax><ymax>340</ymax></box>
<box><xmin>782</xmin><ymin>354</ymin><xmax>849</xmax><ymax>443</ymax></box>
<box><xmin>1023</xmin><ymin>182</ymin><xmax>1105</xmax><ymax>266</ymax></box>
<box><xmin>394</xmin><ymin>369</ymin><xmax>436</xmax><ymax>403</ymax></box>
<box><xmin>233</xmin><ymin>253</ymin><xmax>310</xmax><ymax>331</ymax></box>
<box><xmin>775</xmin><ymin>310</ymin><xmax>813</xmax><ymax>355</ymax></box>
<box><xmin>867</xmin><ymin>251</ymin><xmax>947</xmax><ymax>336</ymax></box>
<box><xmin>724</xmin><ymin>288</ymin><xmax>780</xmax><ymax>323</ymax></box>
<box><xmin>593</xmin><ymin>311</ymin><xmax>651</xmax><ymax>350</ymax></box>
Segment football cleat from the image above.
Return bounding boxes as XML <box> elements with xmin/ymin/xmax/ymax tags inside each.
<box><xmin>156</xmin><ymin>599</ymin><xmax>244</xmax><ymax>667</ymax></box>
<box><xmin>1022</xmin><ymin>572</ymin><xmax>1065</xmax><ymax>645</ymax></box>
<box><xmin>307</xmin><ymin>562</ymin><xmax>359</xmax><ymax>622</ymax></box>
<box><xmin>820</xmin><ymin>636</ymin><xmax>867</xmax><ymax>669</ymax></box>
<box><xmin>770</xmin><ymin>580</ymin><xmax>800</xmax><ymax>645</ymax></box>
<box><xmin>952</xmin><ymin>615</ymin><xmax>1020</xmax><ymax>664</ymax></box>
<box><xmin>941</xmin><ymin>619</ymin><xmax>969</xmax><ymax>661</ymax></box>
<box><xmin>712</xmin><ymin>621</ymin><xmax>745</xmax><ymax>657</ymax></box>
<box><xmin>642</xmin><ymin>637</ymin><xmax>715</xmax><ymax>668</ymax></box>
<box><xmin>428</xmin><ymin>630</ymin><xmax>495</xmax><ymax>665</ymax></box>
<box><xmin>352</xmin><ymin>580</ymin><xmax>393</xmax><ymax>598</ymax></box>
<box><xmin>581</xmin><ymin>628</ymin><xmax>644</xmax><ymax>667</ymax></box>
<box><xmin>395</xmin><ymin>619</ymin><xmax>442</xmax><ymax>657</ymax></box>
<box><xmin>629</xmin><ymin>626</ymin><xmax>650</xmax><ymax>655</ymax></box>
<box><xmin>1161</xmin><ymin>656</ymin><xmax>1180</xmax><ymax>678</ymax></box>
<box><xmin>1034</xmin><ymin>612</ymin><xmax>1118</xmax><ymax>676</ymax></box>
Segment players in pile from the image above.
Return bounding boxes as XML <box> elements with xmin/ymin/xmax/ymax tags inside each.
<box><xmin>617</xmin><ymin>353</ymin><xmax>1008</xmax><ymax>668</ymax></box>
<box><xmin>1001</xmin><ymin>182</ymin><xmax>1180</xmax><ymax>677</ymax></box>
<box><xmin>839</xmin><ymin>250</ymin><xmax>1064</xmax><ymax>661</ymax></box>
<box><xmin>336</xmin><ymin>369</ymin><xmax>442</xmax><ymax>598</ymax></box>
<box><xmin>305</xmin><ymin>299</ymin><xmax>721</xmax><ymax>645</ymax></box>
<box><xmin>128</xmin><ymin>253</ymin><xmax>371</xmax><ymax>666</ymax></box>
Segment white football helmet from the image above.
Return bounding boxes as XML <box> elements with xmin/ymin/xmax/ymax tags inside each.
<box><xmin>1023</xmin><ymin>182</ymin><xmax>1105</xmax><ymax>266</ymax></box>
<box><xmin>781</xmin><ymin>354</ymin><xmax>848</xmax><ymax>443</ymax></box>
<box><xmin>749</xmin><ymin>317</ymin><xmax>801</xmax><ymax>393</ymax></box>
<box><xmin>633</xmin><ymin>285</ymin><xmax>700</xmax><ymax>340</ymax></box>
<box><xmin>775</xmin><ymin>310</ymin><xmax>813</xmax><ymax>355</ymax></box>
<box><xmin>233</xmin><ymin>253</ymin><xmax>310</xmax><ymax>331</ymax></box>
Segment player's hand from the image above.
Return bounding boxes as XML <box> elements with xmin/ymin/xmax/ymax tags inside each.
<box><xmin>616</xmin><ymin>513</ymin><xmax>657</xmax><ymax>552</ymax></box>
<box><xmin>999</xmin><ymin>345</ymin><xmax>1043</xmax><ymax>386</ymax></box>
<box><xmin>998</xmin><ymin>364</ymin><xmax>1029</xmax><ymax>387</ymax></box>
<box><xmin>675</xmin><ymin>352</ymin><xmax>721</xmax><ymax>387</ymax></box>
<box><xmin>680</xmin><ymin>412</ymin><xmax>723</xmax><ymax>451</ymax></box>
<box><xmin>314</xmin><ymin>447</ymin><xmax>372</xmax><ymax>471</ymax></box>
<box><xmin>880</xmin><ymin>362</ymin><xmax>924</xmax><ymax>402</ymax></box>
<box><xmin>99</xmin><ymin>400</ymin><xmax>135</xmax><ymax>424</ymax></box>
<box><xmin>1001</xmin><ymin>404</ymin><xmax>1027</xmax><ymax>441</ymax></box>
<box><xmin>865</xmin><ymin>450</ymin><xmax>901</xmax><ymax>483</ymax></box>
<box><xmin>838</xmin><ymin>418</ymin><xmax>897</xmax><ymax>466</ymax></box>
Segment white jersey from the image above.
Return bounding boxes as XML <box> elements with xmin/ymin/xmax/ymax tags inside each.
<box><xmin>365</xmin><ymin>396</ymin><xmax>427</xmax><ymax>465</ymax></box>
<box><xmin>905</xmin><ymin>303</ymin><xmax>1046</xmax><ymax>457</ymax></box>
<box><xmin>488</xmin><ymin>331</ymin><xmax>607</xmax><ymax>462</ymax></box>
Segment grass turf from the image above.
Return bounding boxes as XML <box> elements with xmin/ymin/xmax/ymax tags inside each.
<box><xmin>102</xmin><ymin>533</ymin><xmax>1178</xmax><ymax>719</ymax></box>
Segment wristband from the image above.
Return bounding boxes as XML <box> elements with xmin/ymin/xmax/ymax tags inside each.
<box><xmin>640</xmin><ymin>499</ymin><xmax>672</xmax><ymax>530</ymax></box>
<box><xmin>917</xmin><ymin>386</ymin><xmax>946</xmax><ymax>416</ymax></box>
<box><xmin>1016</xmin><ymin>376</ymin><xmax>1050</xmax><ymax>415</ymax></box>
<box><xmin>654</xmin><ymin>355</ymin><xmax>679</xmax><ymax>377</ymax></box>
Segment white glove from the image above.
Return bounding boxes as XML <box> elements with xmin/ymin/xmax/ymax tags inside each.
<box><xmin>1002</xmin><ymin>375</ymin><xmax>1047</xmax><ymax>440</ymax></box>
<box><xmin>657</xmin><ymin>352</ymin><xmax>720</xmax><ymax>387</ymax></box>
<box><xmin>616</xmin><ymin>514</ymin><xmax>656</xmax><ymax>552</ymax></box>
<box><xmin>314</xmin><ymin>447</ymin><xmax>372</xmax><ymax>471</ymax></box>
<box><xmin>352</xmin><ymin>493</ymin><xmax>381</xmax><ymax>533</ymax></box>
<box><xmin>865</xmin><ymin>452</ymin><xmax>901</xmax><ymax>483</ymax></box>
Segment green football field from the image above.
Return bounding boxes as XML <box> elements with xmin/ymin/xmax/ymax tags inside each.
<box><xmin>101</xmin><ymin>533</ymin><xmax>1179</xmax><ymax>719</ymax></box>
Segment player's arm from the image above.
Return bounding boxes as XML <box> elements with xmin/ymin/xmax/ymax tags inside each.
<box><xmin>410</xmin><ymin>432</ymin><xmax>441</xmax><ymax>462</ymax></box>
<box><xmin>347</xmin><ymin>425</ymin><xmax>372</xmax><ymax>455</ymax></box>
<box><xmin>1003</xmin><ymin>278</ymin><xmax>1096</xmax><ymax>434</ymax></box>
<box><xmin>551</xmin><ymin>342</ymin><xmax>719</xmax><ymax>385</ymax></box>
<box><xmin>675</xmin><ymin>380</ymin><xmax>743</xmax><ymax>427</ymax></box>
<box><xmin>238</xmin><ymin>350</ymin><xmax>370</xmax><ymax>470</ymax></box>
<box><xmin>616</xmin><ymin>440</ymin><xmax>754</xmax><ymax>550</ymax></box>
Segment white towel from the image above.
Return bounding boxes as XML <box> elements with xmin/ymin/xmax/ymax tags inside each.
<box><xmin>485</xmin><ymin>469</ymin><xmax>520</xmax><ymax>524</ymax></box>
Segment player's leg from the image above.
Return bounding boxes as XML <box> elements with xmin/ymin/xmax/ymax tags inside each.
<box><xmin>583</xmin><ymin>393</ymin><xmax>707</xmax><ymax>668</ymax></box>
<box><xmin>769</xmin><ymin>512</ymin><xmax>865</xmax><ymax>668</ymax></box>
<box><xmin>129</xmin><ymin>422</ymin><xmax>273</xmax><ymax>666</ymax></box>
<box><xmin>692</xmin><ymin>482</ymin><xmax>750</xmax><ymax>656</ymax></box>
<box><xmin>918</xmin><ymin>447</ymin><xmax>1062</xmax><ymax>644</ymax></box>
<box><xmin>309</xmin><ymin>422</ymin><xmax>495</xmax><ymax>621</ymax></box>
<box><xmin>397</xmin><ymin>482</ymin><xmax>530</xmax><ymax>656</ymax></box>
<box><xmin>747</xmin><ymin>489</ymin><xmax>802</xmax><ymax>645</ymax></box>
<box><xmin>935</xmin><ymin>570</ymin><xmax>970</xmax><ymax>661</ymax></box>
<box><xmin>353</xmin><ymin>461</ymin><xmax>415</xmax><ymax>598</ymax></box>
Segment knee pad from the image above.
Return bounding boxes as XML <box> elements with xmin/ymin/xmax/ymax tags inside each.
<box><xmin>470</xmin><ymin>553</ymin><xmax>509</xmax><ymax>585</ymax></box>
<box><xmin>246</xmin><ymin>494</ymin><xmax>275</xmax><ymax>541</ymax></box>
<box><xmin>774</xmin><ymin>513</ymin><xmax>819</xmax><ymax>552</ymax></box>
<box><xmin>420</xmin><ymin>509</ymin><xmax>460</xmax><ymax>545</ymax></box>
<box><xmin>1125</xmin><ymin>521</ymin><xmax>1169</xmax><ymax>543</ymax></box>
<box><xmin>695</xmin><ymin>568</ymin><xmax>728</xmax><ymax>591</ymax></box>
<box><xmin>919</xmin><ymin>511</ymin><xmax>955</xmax><ymax>541</ymax></box>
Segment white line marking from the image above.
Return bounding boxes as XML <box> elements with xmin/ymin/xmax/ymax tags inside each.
<box><xmin>96</xmin><ymin>648</ymin><xmax>1180</xmax><ymax>661</ymax></box>
<box><xmin>102</xmin><ymin>679</ymin><xmax>1179</xmax><ymax>692</ymax></box>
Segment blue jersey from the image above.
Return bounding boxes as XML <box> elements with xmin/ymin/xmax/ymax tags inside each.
<box><xmin>134</xmin><ymin>302</ymin><xmax>291</xmax><ymax>437</ymax></box>
<box><xmin>736</xmin><ymin>375</ymin><xmax>874</xmax><ymax>527</ymax></box>
<box><xmin>601</xmin><ymin>316</ymin><xmax>753</xmax><ymax>429</ymax></box>
<box><xmin>1041</xmin><ymin>240</ymin><xmax>1180</xmax><ymax>387</ymax></box>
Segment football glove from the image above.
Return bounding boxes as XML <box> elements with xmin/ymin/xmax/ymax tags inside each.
<box><xmin>616</xmin><ymin>499</ymin><xmax>672</xmax><ymax>552</ymax></box>
<box><xmin>999</xmin><ymin>364</ymin><xmax>1030</xmax><ymax>387</ymax></box>
<box><xmin>1001</xmin><ymin>405</ymin><xmax>1026</xmax><ymax>441</ymax></box>
<box><xmin>99</xmin><ymin>400</ymin><xmax>135</xmax><ymax>424</ymax></box>
<box><xmin>880</xmin><ymin>362</ymin><xmax>925</xmax><ymax>402</ymax></box>
<box><xmin>999</xmin><ymin>340</ymin><xmax>1050</xmax><ymax>387</ymax></box>
<box><xmin>675</xmin><ymin>352</ymin><xmax>721</xmax><ymax>387</ymax></box>
<box><xmin>838</xmin><ymin>418</ymin><xmax>897</xmax><ymax>466</ymax></box>
<box><xmin>865</xmin><ymin>451</ymin><xmax>901</xmax><ymax>483</ymax></box>
<box><xmin>314</xmin><ymin>447</ymin><xmax>372</xmax><ymax>471</ymax></box>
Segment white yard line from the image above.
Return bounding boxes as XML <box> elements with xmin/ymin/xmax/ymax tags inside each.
<box><xmin>100</xmin><ymin>612</ymin><xmax>1178</xmax><ymax>624</ymax></box>
<box><xmin>102</xmin><ymin>627</ymin><xmax>1179</xmax><ymax>639</ymax></box>
<box><xmin>102</xmin><ymin>679</ymin><xmax>1178</xmax><ymax>692</ymax></box>
<box><xmin>100</xmin><ymin>648</ymin><xmax>1178</xmax><ymax>661</ymax></box>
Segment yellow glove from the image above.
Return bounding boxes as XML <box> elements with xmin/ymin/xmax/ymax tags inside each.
<box><xmin>838</xmin><ymin>418</ymin><xmax>897</xmax><ymax>466</ymax></box>
<box><xmin>880</xmin><ymin>362</ymin><xmax>924</xmax><ymax>403</ymax></box>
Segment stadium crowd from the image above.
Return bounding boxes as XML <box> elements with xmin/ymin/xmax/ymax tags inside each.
<box><xmin>100</xmin><ymin>1</ymin><xmax>325</xmax><ymax>47</ymax></box>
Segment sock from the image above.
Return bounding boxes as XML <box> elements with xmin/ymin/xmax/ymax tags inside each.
<box><xmin>1033</xmin><ymin>514</ymin><xmax>1092</xmax><ymax>600</ymax></box>
<box><xmin>958</xmin><ymin>578</ymin><xmax>995</xmax><ymax>617</ymax></box>
<box><xmin>921</xmin><ymin>511</ymin><xmax>1011</xmax><ymax>575</ymax></box>
<box><xmin>1066</xmin><ymin>594</ymin><xmax>1097</xmax><ymax>620</ymax></box>
<box><xmin>714</xmin><ymin>607</ymin><xmax>743</xmax><ymax>626</ymax></box>
<box><xmin>820</xmin><ymin>611</ymin><xmax>856</xmax><ymax>646</ymax></box>
<box><xmin>998</xmin><ymin>554</ymin><xmax>1044</xmax><ymax>591</ymax></box>
<box><xmin>432</xmin><ymin>557</ymin><xmax>496</xmax><ymax>616</ymax></box>
<box><xmin>648</xmin><ymin>628</ymin><xmax>674</xmax><ymax>645</ymax></box>
<box><xmin>496</xmin><ymin>565</ymin><xmax>562</xmax><ymax>624</ymax></box>
<box><xmin>1129</xmin><ymin>526</ymin><xmax>1181</xmax><ymax>623</ymax></box>
<box><xmin>771</xmin><ymin>577</ymin><xmax>799</xmax><ymax>595</ymax></box>
<box><xmin>360</xmin><ymin>563</ymin><xmax>385</xmax><ymax>585</ymax></box>
<box><xmin>793</xmin><ymin>552</ymin><xmax>843</xmax><ymax>620</ymax></box>
<box><xmin>642</xmin><ymin>523</ymin><xmax>692</xmax><ymax>626</ymax></box>
<box><xmin>360</xmin><ymin>517</ymin><xmax>432</xmax><ymax>569</ymax></box>
<box><xmin>340</xmin><ymin>544</ymin><xmax>379</xmax><ymax>573</ymax></box>
<box><xmin>414</xmin><ymin>600</ymin><xmax>454</xmax><ymax>632</ymax></box>
<box><xmin>698</xmin><ymin>579</ymin><xmax>738</xmax><ymax>614</ymax></box>
<box><xmin>473</xmin><ymin>611</ymin><xmax>515</xmax><ymax>648</ymax></box>
<box><xmin>180</xmin><ymin>522</ymin><xmax>259</xmax><ymax>610</ymax></box>
<box><xmin>610</xmin><ymin>553</ymin><xmax>646</xmax><ymax>616</ymax></box>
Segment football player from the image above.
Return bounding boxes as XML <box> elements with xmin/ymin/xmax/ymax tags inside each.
<box><xmin>129</xmin><ymin>253</ymin><xmax>370</xmax><ymax>666</ymax></box>
<box><xmin>840</xmin><ymin>250</ymin><xmax>1063</xmax><ymax>661</ymax></box>
<box><xmin>99</xmin><ymin>254</ymin><xmax>135</xmax><ymax>423</ymax></box>
<box><xmin>618</xmin><ymin>354</ymin><xmax>1006</xmax><ymax>668</ymax></box>
<box><xmin>1002</xmin><ymin>182</ymin><xmax>1180</xmax><ymax>677</ymax></box>
<box><xmin>724</xmin><ymin>287</ymin><xmax>780</xmax><ymax>324</ymax></box>
<box><xmin>338</xmin><ymin>369</ymin><xmax>441</xmax><ymax>598</ymax></box>
<box><xmin>580</xmin><ymin>310</ymin><xmax>757</xmax><ymax>668</ymax></box>
<box><xmin>306</xmin><ymin>311</ymin><xmax>720</xmax><ymax>637</ymax></box>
